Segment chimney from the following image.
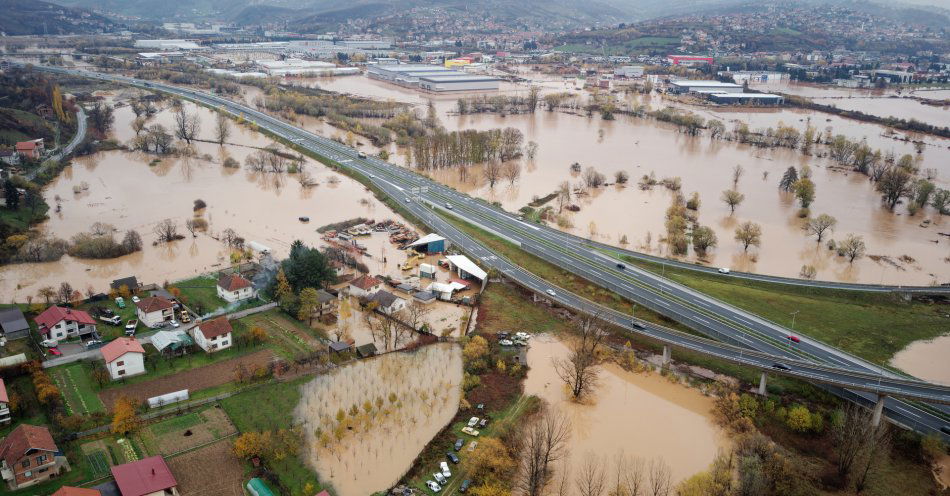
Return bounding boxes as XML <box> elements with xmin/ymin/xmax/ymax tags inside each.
<box><xmin>151</xmin><ymin>468</ymin><xmax>155</xmax><ymax>475</ymax></box>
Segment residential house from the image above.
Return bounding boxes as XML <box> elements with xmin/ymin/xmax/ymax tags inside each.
<box><xmin>110</xmin><ymin>276</ymin><xmax>140</xmax><ymax>294</ymax></box>
<box><xmin>216</xmin><ymin>274</ymin><xmax>256</xmax><ymax>303</ymax></box>
<box><xmin>0</xmin><ymin>379</ymin><xmax>9</xmax><ymax>424</ymax></box>
<box><xmin>110</xmin><ymin>456</ymin><xmax>179</xmax><ymax>496</ymax></box>
<box><xmin>52</xmin><ymin>487</ymin><xmax>101</xmax><ymax>496</ymax></box>
<box><xmin>191</xmin><ymin>316</ymin><xmax>232</xmax><ymax>353</ymax></box>
<box><xmin>314</xmin><ymin>289</ymin><xmax>338</xmax><ymax>317</ymax></box>
<box><xmin>14</xmin><ymin>139</ymin><xmax>43</xmax><ymax>160</ymax></box>
<box><xmin>35</xmin><ymin>306</ymin><xmax>97</xmax><ymax>341</ymax></box>
<box><xmin>135</xmin><ymin>297</ymin><xmax>175</xmax><ymax>328</ymax></box>
<box><xmin>0</xmin><ymin>150</ymin><xmax>18</xmax><ymax>167</ymax></box>
<box><xmin>0</xmin><ymin>424</ymin><xmax>68</xmax><ymax>490</ymax></box>
<box><xmin>101</xmin><ymin>337</ymin><xmax>146</xmax><ymax>380</ymax></box>
<box><xmin>0</xmin><ymin>307</ymin><xmax>30</xmax><ymax>340</ymax></box>
<box><xmin>348</xmin><ymin>275</ymin><xmax>382</xmax><ymax>298</ymax></box>
<box><xmin>367</xmin><ymin>290</ymin><xmax>407</xmax><ymax>315</ymax></box>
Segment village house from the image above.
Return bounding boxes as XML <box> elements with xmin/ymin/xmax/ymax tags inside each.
<box><xmin>368</xmin><ymin>290</ymin><xmax>407</xmax><ymax>315</ymax></box>
<box><xmin>216</xmin><ymin>274</ymin><xmax>256</xmax><ymax>303</ymax></box>
<box><xmin>101</xmin><ymin>337</ymin><xmax>146</xmax><ymax>380</ymax></box>
<box><xmin>14</xmin><ymin>139</ymin><xmax>44</xmax><ymax>160</ymax></box>
<box><xmin>135</xmin><ymin>296</ymin><xmax>175</xmax><ymax>328</ymax></box>
<box><xmin>0</xmin><ymin>379</ymin><xmax>9</xmax><ymax>425</ymax></box>
<box><xmin>35</xmin><ymin>306</ymin><xmax>97</xmax><ymax>342</ymax></box>
<box><xmin>110</xmin><ymin>456</ymin><xmax>179</xmax><ymax>496</ymax></box>
<box><xmin>0</xmin><ymin>424</ymin><xmax>69</xmax><ymax>490</ymax></box>
<box><xmin>0</xmin><ymin>150</ymin><xmax>18</xmax><ymax>167</ymax></box>
<box><xmin>314</xmin><ymin>289</ymin><xmax>338</xmax><ymax>317</ymax></box>
<box><xmin>0</xmin><ymin>307</ymin><xmax>30</xmax><ymax>340</ymax></box>
<box><xmin>348</xmin><ymin>275</ymin><xmax>383</xmax><ymax>298</ymax></box>
<box><xmin>52</xmin><ymin>487</ymin><xmax>101</xmax><ymax>496</ymax></box>
<box><xmin>191</xmin><ymin>316</ymin><xmax>233</xmax><ymax>353</ymax></box>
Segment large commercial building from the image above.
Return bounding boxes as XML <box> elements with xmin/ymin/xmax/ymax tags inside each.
<box><xmin>256</xmin><ymin>59</ymin><xmax>358</xmax><ymax>76</ymax></box>
<box><xmin>667</xmin><ymin>55</ymin><xmax>714</xmax><ymax>66</ymax></box>
<box><xmin>367</xmin><ymin>64</ymin><xmax>500</xmax><ymax>92</ymax></box>
<box><xmin>134</xmin><ymin>39</ymin><xmax>202</xmax><ymax>51</ymax></box>
<box><xmin>707</xmin><ymin>93</ymin><xmax>784</xmax><ymax>105</ymax></box>
<box><xmin>668</xmin><ymin>80</ymin><xmax>744</xmax><ymax>94</ymax></box>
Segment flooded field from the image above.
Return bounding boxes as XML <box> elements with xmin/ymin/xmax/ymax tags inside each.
<box><xmin>0</xmin><ymin>95</ymin><xmax>407</xmax><ymax>299</ymax></box>
<box><xmin>333</xmin><ymin>294</ymin><xmax>470</xmax><ymax>351</ymax></box>
<box><xmin>524</xmin><ymin>335</ymin><xmax>728</xmax><ymax>487</ymax></box>
<box><xmin>890</xmin><ymin>334</ymin><xmax>950</xmax><ymax>384</ymax></box>
<box><xmin>294</xmin><ymin>343</ymin><xmax>463</xmax><ymax>496</ymax></box>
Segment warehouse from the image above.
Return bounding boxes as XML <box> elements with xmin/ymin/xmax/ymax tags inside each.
<box><xmin>668</xmin><ymin>80</ymin><xmax>744</xmax><ymax>94</ymax></box>
<box><xmin>256</xmin><ymin>59</ymin><xmax>357</xmax><ymax>76</ymax></box>
<box><xmin>418</xmin><ymin>75</ymin><xmax>500</xmax><ymax>92</ymax></box>
<box><xmin>707</xmin><ymin>93</ymin><xmax>784</xmax><ymax>105</ymax></box>
<box><xmin>134</xmin><ymin>39</ymin><xmax>202</xmax><ymax>51</ymax></box>
<box><xmin>367</xmin><ymin>64</ymin><xmax>454</xmax><ymax>82</ymax></box>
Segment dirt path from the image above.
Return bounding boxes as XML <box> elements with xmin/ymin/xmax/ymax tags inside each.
<box><xmin>98</xmin><ymin>350</ymin><xmax>275</xmax><ymax>409</ymax></box>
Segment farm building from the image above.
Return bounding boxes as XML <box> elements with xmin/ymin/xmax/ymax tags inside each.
<box><xmin>407</xmin><ymin>233</ymin><xmax>447</xmax><ymax>254</ymax></box>
<box><xmin>445</xmin><ymin>254</ymin><xmax>488</xmax><ymax>287</ymax></box>
<box><xmin>52</xmin><ymin>487</ymin><xmax>100</xmax><ymax>496</ymax></box>
<box><xmin>150</xmin><ymin>330</ymin><xmax>193</xmax><ymax>357</ymax></box>
<box><xmin>419</xmin><ymin>263</ymin><xmax>437</xmax><ymax>279</ymax></box>
<box><xmin>101</xmin><ymin>337</ymin><xmax>146</xmax><ymax>380</ymax></box>
<box><xmin>368</xmin><ymin>290</ymin><xmax>407</xmax><ymax>314</ymax></box>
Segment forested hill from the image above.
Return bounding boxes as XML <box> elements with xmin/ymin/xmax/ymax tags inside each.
<box><xmin>0</xmin><ymin>0</ymin><xmax>121</xmax><ymax>36</ymax></box>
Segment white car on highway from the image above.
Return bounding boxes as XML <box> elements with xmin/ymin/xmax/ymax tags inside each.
<box><xmin>546</xmin><ymin>289</ymin><xmax>556</xmax><ymax>296</ymax></box>
<box><xmin>718</xmin><ymin>267</ymin><xmax>731</xmax><ymax>274</ymax></box>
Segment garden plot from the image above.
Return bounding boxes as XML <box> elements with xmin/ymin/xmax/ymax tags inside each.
<box><xmin>294</xmin><ymin>343</ymin><xmax>463</xmax><ymax>496</ymax></box>
<box><xmin>54</xmin><ymin>363</ymin><xmax>105</xmax><ymax>415</ymax></box>
<box><xmin>166</xmin><ymin>439</ymin><xmax>245</xmax><ymax>496</ymax></box>
<box><xmin>138</xmin><ymin>406</ymin><xmax>238</xmax><ymax>456</ymax></box>
<box><xmin>80</xmin><ymin>436</ymin><xmax>140</xmax><ymax>479</ymax></box>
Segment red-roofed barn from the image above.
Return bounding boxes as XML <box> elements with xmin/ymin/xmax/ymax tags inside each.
<box><xmin>101</xmin><ymin>337</ymin><xmax>146</xmax><ymax>380</ymax></box>
<box><xmin>34</xmin><ymin>306</ymin><xmax>97</xmax><ymax>341</ymax></box>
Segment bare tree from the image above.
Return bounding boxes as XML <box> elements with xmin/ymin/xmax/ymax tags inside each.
<box><xmin>575</xmin><ymin>453</ymin><xmax>607</xmax><ymax>496</ymax></box>
<box><xmin>621</xmin><ymin>455</ymin><xmax>646</xmax><ymax>496</ymax></box>
<box><xmin>805</xmin><ymin>214</ymin><xmax>837</xmax><ymax>243</ymax></box>
<box><xmin>732</xmin><ymin>164</ymin><xmax>744</xmax><ymax>188</ymax></box>
<box><xmin>557</xmin><ymin>181</ymin><xmax>572</xmax><ymax>212</ymax></box>
<box><xmin>648</xmin><ymin>458</ymin><xmax>672</xmax><ymax>496</ymax></box>
<box><xmin>832</xmin><ymin>405</ymin><xmax>892</xmax><ymax>492</ymax></box>
<box><xmin>400</xmin><ymin>302</ymin><xmax>432</xmax><ymax>333</ymax></box>
<box><xmin>483</xmin><ymin>161</ymin><xmax>503</xmax><ymax>188</ymax></box>
<box><xmin>90</xmin><ymin>222</ymin><xmax>114</xmax><ymax>236</ymax></box>
<box><xmin>734</xmin><ymin>221</ymin><xmax>762</xmax><ymax>252</ymax></box>
<box><xmin>215</xmin><ymin>113</ymin><xmax>231</xmax><ymax>145</ymax></box>
<box><xmin>554</xmin><ymin>462</ymin><xmax>572</xmax><ymax>496</ymax></box>
<box><xmin>553</xmin><ymin>316</ymin><xmax>608</xmax><ymax>400</ymax></box>
<box><xmin>153</xmin><ymin>218</ymin><xmax>180</xmax><ymax>243</ymax></box>
<box><xmin>840</xmin><ymin>234</ymin><xmax>866</xmax><ymax>264</ymax></box>
<box><xmin>503</xmin><ymin>161</ymin><xmax>522</xmax><ymax>185</ymax></box>
<box><xmin>173</xmin><ymin>107</ymin><xmax>200</xmax><ymax>144</ymax></box>
<box><xmin>57</xmin><ymin>282</ymin><xmax>74</xmax><ymax>304</ymax></box>
<box><xmin>583</xmin><ymin>167</ymin><xmax>606</xmax><ymax>189</ymax></box>
<box><xmin>526</xmin><ymin>141</ymin><xmax>539</xmax><ymax>159</ymax></box>
<box><xmin>297</xmin><ymin>169</ymin><xmax>317</xmax><ymax>188</ymax></box>
<box><xmin>185</xmin><ymin>218</ymin><xmax>208</xmax><ymax>237</ymax></box>
<box><xmin>364</xmin><ymin>309</ymin><xmax>399</xmax><ymax>352</ymax></box>
<box><xmin>516</xmin><ymin>408</ymin><xmax>572</xmax><ymax>496</ymax></box>
<box><xmin>721</xmin><ymin>189</ymin><xmax>745</xmax><ymax>214</ymax></box>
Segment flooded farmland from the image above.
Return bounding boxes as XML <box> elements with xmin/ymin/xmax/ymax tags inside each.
<box><xmin>294</xmin><ymin>343</ymin><xmax>463</xmax><ymax>496</ymax></box>
<box><xmin>890</xmin><ymin>334</ymin><xmax>950</xmax><ymax>384</ymax></box>
<box><xmin>524</xmin><ymin>335</ymin><xmax>729</xmax><ymax>487</ymax></box>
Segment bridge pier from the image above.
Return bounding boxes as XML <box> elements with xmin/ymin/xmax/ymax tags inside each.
<box><xmin>661</xmin><ymin>345</ymin><xmax>671</xmax><ymax>366</ymax></box>
<box><xmin>872</xmin><ymin>394</ymin><xmax>887</xmax><ymax>427</ymax></box>
<box><xmin>757</xmin><ymin>372</ymin><xmax>767</xmax><ymax>396</ymax></box>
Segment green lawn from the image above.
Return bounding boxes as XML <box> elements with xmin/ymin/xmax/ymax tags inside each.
<box><xmin>0</xmin><ymin>203</ymin><xmax>49</xmax><ymax>231</ymax></box>
<box><xmin>53</xmin><ymin>362</ymin><xmax>105</xmax><ymax>414</ymax></box>
<box><xmin>219</xmin><ymin>376</ymin><xmax>326</xmax><ymax>495</ymax></box>
<box><xmin>618</xmin><ymin>256</ymin><xmax>949</xmax><ymax>366</ymax></box>
<box><xmin>477</xmin><ymin>283</ymin><xmax>570</xmax><ymax>336</ymax></box>
<box><xmin>149</xmin><ymin>412</ymin><xmax>202</xmax><ymax>435</ymax></box>
<box><xmin>172</xmin><ymin>275</ymin><xmax>227</xmax><ymax>315</ymax></box>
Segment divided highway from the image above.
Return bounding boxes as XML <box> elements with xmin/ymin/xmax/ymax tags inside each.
<box><xmin>34</xmin><ymin>66</ymin><xmax>950</xmax><ymax>438</ymax></box>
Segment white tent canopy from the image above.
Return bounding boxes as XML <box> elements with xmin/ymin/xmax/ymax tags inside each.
<box><xmin>407</xmin><ymin>233</ymin><xmax>446</xmax><ymax>248</ymax></box>
<box><xmin>445</xmin><ymin>255</ymin><xmax>488</xmax><ymax>280</ymax></box>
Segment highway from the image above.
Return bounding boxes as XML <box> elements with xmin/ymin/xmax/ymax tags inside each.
<box><xmin>32</xmin><ymin>66</ymin><xmax>950</xmax><ymax>437</ymax></box>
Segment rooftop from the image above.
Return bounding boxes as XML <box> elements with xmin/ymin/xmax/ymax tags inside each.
<box><xmin>196</xmin><ymin>316</ymin><xmax>233</xmax><ymax>340</ymax></box>
<box><xmin>135</xmin><ymin>296</ymin><xmax>174</xmax><ymax>313</ymax></box>
<box><xmin>101</xmin><ymin>337</ymin><xmax>145</xmax><ymax>363</ymax></box>
<box><xmin>35</xmin><ymin>306</ymin><xmax>96</xmax><ymax>329</ymax></box>
<box><xmin>111</xmin><ymin>456</ymin><xmax>177</xmax><ymax>496</ymax></box>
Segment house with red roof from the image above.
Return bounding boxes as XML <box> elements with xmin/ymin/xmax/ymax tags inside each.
<box><xmin>101</xmin><ymin>337</ymin><xmax>146</xmax><ymax>380</ymax></box>
<box><xmin>0</xmin><ymin>379</ymin><xmax>10</xmax><ymax>425</ymax></box>
<box><xmin>35</xmin><ymin>306</ymin><xmax>97</xmax><ymax>342</ymax></box>
<box><xmin>216</xmin><ymin>274</ymin><xmax>256</xmax><ymax>303</ymax></box>
<box><xmin>14</xmin><ymin>139</ymin><xmax>44</xmax><ymax>160</ymax></box>
<box><xmin>190</xmin><ymin>316</ymin><xmax>232</xmax><ymax>353</ymax></box>
<box><xmin>110</xmin><ymin>456</ymin><xmax>178</xmax><ymax>496</ymax></box>
<box><xmin>0</xmin><ymin>424</ymin><xmax>69</xmax><ymax>490</ymax></box>
<box><xmin>52</xmin><ymin>487</ymin><xmax>101</xmax><ymax>496</ymax></box>
<box><xmin>348</xmin><ymin>275</ymin><xmax>382</xmax><ymax>298</ymax></box>
<box><xmin>135</xmin><ymin>296</ymin><xmax>175</xmax><ymax>328</ymax></box>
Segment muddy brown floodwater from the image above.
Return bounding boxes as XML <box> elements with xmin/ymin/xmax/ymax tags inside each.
<box><xmin>524</xmin><ymin>335</ymin><xmax>729</xmax><ymax>488</ymax></box>
<box><xmin>294</xmin><ymin>343</ymin><xmax>463</xmax><ymax>496</ymax></box>
<box><xmin>0</xmin><ymin>95</ymin><xmax>408</xmax><ymax>299</ymax></box>
<box><xmin>890</xmin><ymin>334</ymin><xmax>950</xmax><ymax>385</ymax></box>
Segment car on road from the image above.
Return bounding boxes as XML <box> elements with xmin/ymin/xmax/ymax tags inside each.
<box><xmin>447</xmin><ymin>452</ymin><xmax>460</xmax><ymax>464</ymax></box>
<box><xmin>425</xmin><ymin>480</ymin><xmax>441</xmax><ymax>492</ymax></box>
<box><xmin>787</xmin><ymin>335</ymin><xmax>800</xmax><ymax>343</ymax></box>
<box><xmin>545</xmin><ymin>289</ymin><xmax>556</xmax><ymax>297</ymax></box>
<box><xmin>115</xmin><ymin>297</ymin><xmax>126</xmax><ymax>308</ymax></box>
<box><xmin>454</xmin><ymin>438</ymin><xmax>464</xmax><ymax>451</ymax></box>
<box><xmin>445</xmin><ymin>203</ymin><xmax>453</xmax><ymax>210</ymax></box>
<box><xmin>440</xmin><ymin>461</ymin><xmax>452</xmax><ymax>478</ymax></box>
<box><xmin>131</xmin><ymin>296</ymin><xmax>140</xmax><ymax>303</ymax></box>
<box><xmin>433</xmin><ymin>472</ymin><xmax>447</xmax><ymax>485</ymax></box>
<box><xmin>357</xmin><ymin>151</ymin><xmax>367</xmax><ymax>158</ymax></box>
<box><xmin>48</xmin><ymin>347</ymin><xmax>62</xmax><ymax>356</ymax></box>
<box><xmin>771</xmin><ymin>363</ymin><xmax>791</xmax><ymax>371</ymax></box>
<box><xmin>631</xmin><ymin>321</ymin><xmax>645</xmax><ymax>330</ymax></box>
<box><xmin>83</xmin><ymin>340</ymin><xmax>103</xmax><ymax>348</ymax></box>
<box><xmin>616</xmin><ymin>263</ymin><xmax>626</xmax><ymax>270</ymax></box>
<box><xmin>941</xmin><ymin>426</ymin><xmax>950</xmax><ymax>435</ymax></box>
<box><xmin>718</xmin><ymin>267</ymin><xmax>731</xmax><ymax>274</ymax></box>
<box><xmin>41</xmin><ymin>339</ymin><xmax>58</xmax><ymax>348</ymax></box>
<box><xmin>467</xmin><ymin>417</ymin><xmax>479</xmax><ymax>427</ymax></box>
<box><xmin>405</xmin><ymin>198</ymin><xmax>411</xmax><ymax>203</ymax></box>
<box><xmin>459</xmin><ymin>480</ymin><xmax>471</xmax><ymax>493</ymax></box>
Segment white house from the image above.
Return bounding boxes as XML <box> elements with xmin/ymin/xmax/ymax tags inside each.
<box><xmin>101</xmin><ymin>337</ymin><xmax>146</xmax><ymax>380</ymax></box>
<box><xmin>0</xmin><ymin>379</ymin><xmax>10</xmax><ymax>425</ymax></box>
<box><xmin>368</xmin><ymin>290</ymin><xmax>407</xmax><ymax>314</ymax></box>
<box><xmin>348</xmin><ymin>275</ymin><xmax>383</xmax><ymax>298</ymax></box>
<box><xmin>135</xmin><ymin>296</ymin><xmax>176</xmax><ymax>328</ymax></box>
<box><xmin>216</xmin><ymin>274</ymin><xmax>256</xmax><ymax>303</ymax></box>
<box><xmin>191</xmin><ymin>316</ymin><xmax>233</xmax><ymax>353</ymax></box>
<box><xmin>34</xmin><ymin>306</ymin><xmax>98</xmax><ymax>341</ymax></box>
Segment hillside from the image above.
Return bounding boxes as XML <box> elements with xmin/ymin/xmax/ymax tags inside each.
<box><xmin>0</xmin><ymin>0</ymin><xmax>121</xmax><ymax>35</ymax></box>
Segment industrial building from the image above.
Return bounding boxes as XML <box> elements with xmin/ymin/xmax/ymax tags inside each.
<box><xmin>723</xmin><ymin>71</ymin><xmax>790</xmax><ymax>84</ymax></box>
<box><xmin>134</xmin><ymin>39</ymin><xmax>202</xmax><ymax>51</ymax></box>
<box><xmin>668</xmin><ymin>80</ymin><xmax>744</xmax><ymax>94</ymax></box>
<box><xmin>614</xmin><ymin>65</ymin><xmax>645</xmax><ymax>78</ymax></box>
<box><xmin>667</xmin><ymin>55</ymin><xmax>714</xmax><ymax>66</ymax></box>
<box><xmin>256</xmin><ymin>59</ymin><xmax>358</xmax><ymax>77</ymax></box>
<box><xmin>368</xmin><ymin>64</ymin><xmax>500</xmax><ymax>92</ymax></box>
<box><xmin>707</xmin><ymin>93</ymin><xmax>785</xmax><ymax>105</ymax></box>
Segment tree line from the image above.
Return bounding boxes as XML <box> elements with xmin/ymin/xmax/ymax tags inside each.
<box><xmin>410</xmin><ymin>127</ymin><xmax>525</xmax><ymax>171</ymax></box>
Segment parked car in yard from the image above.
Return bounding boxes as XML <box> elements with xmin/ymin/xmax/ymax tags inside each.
<box><xmin>433</xmin><ymin>472</ymin><xmax>447</xmax><ymax>485</ymax></box>
<box><xmin>454</xmin><ymin>439</ymin><xmax>464</xmax><ymax>451</ymax></box>
<box><xmin>440</xmin><ymin>461</ymin><xmax>452</xmax><ymax>478</ymax></box>
<box><xmin>425</xmin><ymin>480</ymin><xmax>441</xmax><ymax>492</ymax></box>
<box><xmin>461</xmin><ymin>427</ymin><xmax>480</xmax><ymax>436</ymax></box>
<box><xmin>83</xmin><ymin>339</ymin><xmax>103</xmax><ymax>348</ymax></box>
<box><xmin>41</xmin><ymin>339</ymin><xmax>58</xmax><ymax>347</ymax></box>
<box><xmin>467</xmin><ymin>417</ymin><xmax>479</xmax><ymax>427</ymax></box>
<box><xmin>499</xmin><ymin>339</ymin><xmax>513</xmax><ymax>346</ymax></box>
<box><xmin>48</xmin><ymin>347</ymin><xmax>62</xmax><ymax>356</ymax></box>
<box><xmin>170</xmin><ymin>320</ymin><xmax>180</xmax><ymax>328</ymax></box>
<box><xmin>459</xmin><ymin>480</ymin><xmax>471</xmax><ymax>493</ymax></box>
<box><xmin>131</xmin><ymin>296</ymin><xmax>140</xmax><ymax>303</ymax></box>
<box><xmin>99</xmin><ymin>314</ymin><xmax>121</xmax><ymax>325</ymax></box>
<box><xmin>446</xmin><ymin>452</ymin><xmax>460</xmax><ymax>464</ymax></box>
<box><xmin>115</xmin><ymin>297</ymin><xmax>126</xmax><ymax>308</ymax></box>
<box><xmin>479</xmin><ymin>418</ymin><xmax>489</xmax><ymax>428</ymax></box>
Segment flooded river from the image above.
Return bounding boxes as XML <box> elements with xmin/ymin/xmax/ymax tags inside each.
<box><xmin>294</xmin><ymin>343</ymin><xmax>463</xmax><ymax>496</ymax></box>
<box><xmin>524</xmin><ymin>335</ymin><xmax>728</xmax><ymax>487</ymax></box>
<box><xmin>890</xmin><ymin>334</ymin><xmax>950</xmax><ymax>384</ymax></box>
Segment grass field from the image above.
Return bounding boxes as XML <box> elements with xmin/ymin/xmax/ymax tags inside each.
<box><xmin>172</xmin><ymin>275</ymin><xmax>228</xmax><ymax>315</ymax></box>
<box><xmin>617</xmin><ymin>255</ymin><xmax>949</xmax><ymax>365</ymax></box>
<box><xmin>477</xmin><ymin>283</ymin><xmax>570</xmax><ymax>336</ymax></box>
<box><xmin>54</xmin><ymin>362</ymin><xmax>105</xmax><ymax>414</ymax></box>
<box><xmin>150</xmin><ymin>412</ymin><xmax>202</xmax><ymax>435</ymax></box>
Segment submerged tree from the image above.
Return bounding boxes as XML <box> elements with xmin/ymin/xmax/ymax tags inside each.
<box><xmin>553</xmin><ymin>316</ymin><xmax>608</xmax><ymax>400</ymax></box>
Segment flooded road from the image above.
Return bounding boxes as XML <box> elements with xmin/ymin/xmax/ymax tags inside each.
<box><xmin>524</xmin><ymin>335</ymin><xmax>728</xmax><ymax>487</ymax></box>
<box><xmin>294</xmin><ymin>343</ymin><xmax>463</xmax><ymax>496</ymax></box>
<box><xmin>890</xmin><ymin>334</ymin><xmax>950</xmax><ymax>385</ymax></box>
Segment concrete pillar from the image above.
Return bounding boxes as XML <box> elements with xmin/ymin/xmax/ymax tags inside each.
<box><xmin>757</xmin><ymin>372</ymin><xmax>767</xmax><ymax>395</ymax></box>
<box><xmin>662</xmin><ymin>345</ymin><xmax>671</xmax><ymax>366</ymax></box>
<box><xmin>872</xmin><ymin>394</ymin><xmax>887</xmax><ymax>427</ymax></box>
